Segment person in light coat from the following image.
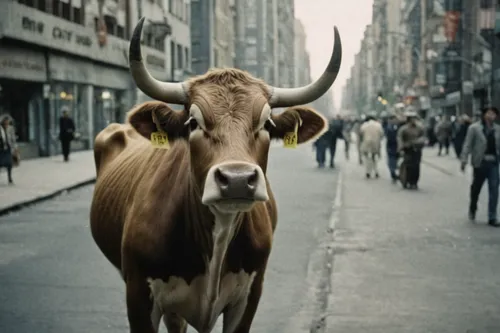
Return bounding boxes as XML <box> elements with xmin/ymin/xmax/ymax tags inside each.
<box><xmin>359</xmin><ymin>114</ymin><xmax>385</xmax><ymax>178</ymax></box>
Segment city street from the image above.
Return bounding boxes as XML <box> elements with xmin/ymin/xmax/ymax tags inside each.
<box><xmin>1</xmin><ymin>143</ymin><xmax>500</xmax><ymax>333</ymax></box>
<box><xmin>0</xmin><ymin>144</ymin><xmax>339</xmax><ymax>333</ymax></box>
<box><xmin>326</xmin><ymin>147</ymin><xmax>500</xmax><ymax>333</ymax></box>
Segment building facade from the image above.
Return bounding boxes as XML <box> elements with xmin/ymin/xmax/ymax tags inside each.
<box><xmin>0</xmin><ymin>0</ymin><xmax>189</xmax><ymax>158</ymax></box>
<box><xmin>276</xmin><ymin>0</ymin><xmax>295</xmax><ymax>87</ymax></box>
<box><xmin>293</xmin><ymin>19</ymin><xmax>311</xmax><ymax>87</ymax></box>
<box><xmin>137</xmin><ymin>0</ymin><xmax>192</xmax><ymax>105</ymax></box>
<box><xmin>191</xmin><ymin>0</ymin><xmax>234</xmax><ymax>75</ymax></box>
<box><xmin>233</xmin><ymin>0</ymin><xmax>280</xmax><ymax>85</ymax></box>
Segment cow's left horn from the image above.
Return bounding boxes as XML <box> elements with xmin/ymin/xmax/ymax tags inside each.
<box><xmin>267</xmin><ymin>26</ymin><xmax>342</xmax><ymax>108</ymax></box>
<box><xmin>129</xmin><ymin>17</ymin><xmax>188</xmax><ymax>104</ymax></box>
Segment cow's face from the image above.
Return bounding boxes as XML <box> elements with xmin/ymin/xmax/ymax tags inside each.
<box><xmin>128</xmin><ymin>73</ymin><xmax>327</xmax><ymax>215</ymax></box>
<box><xmin>127</xmin><ymin>17</ymin><xmax>341</xmax><ymax>215</ymax></box>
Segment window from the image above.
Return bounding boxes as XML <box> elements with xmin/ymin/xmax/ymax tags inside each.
<box><xmin>177</xmin><ymin>44</ymin><xmax>183</xmax><ymax>69</ymax></box>
<box><xmin>19</xmin><ymin>0</ymin><xmax>84</xmax><ymax>25</ymax></box>
<box><xmin>170</xmin><ymin>41</ymin><xmax>176</xmax><ymax>79</ymax></box>
<box><xmin>184</xmin><ymin>47</ymin><xmax>190</xmax><ymax>70</ymax></box>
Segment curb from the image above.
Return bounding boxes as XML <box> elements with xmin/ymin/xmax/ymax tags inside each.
<box><xmin>0</xmin><ymin>178</ymin><xmax>96</xmax><ymax>217</ymax></box>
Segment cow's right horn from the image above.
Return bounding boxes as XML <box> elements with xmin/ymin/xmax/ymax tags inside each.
<box><xmin>129</xmin><ymin>17</ymin><xmax>188</xmax><ymax>105</ymax></box>
<box><xmin>267</xmin><ymin>26</ymin><xmax>342</xmax><ymax>108</ymax></box>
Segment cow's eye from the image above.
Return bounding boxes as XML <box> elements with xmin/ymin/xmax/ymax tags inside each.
<box><xmin>187</xmin><ymin>117</ymin><xmax>200</xmax><ymax>132</ymax></box>
<box><xmin>263</xmin><ymin>119</ymin><xmax>274</xmax><ymax>132</ymax></box>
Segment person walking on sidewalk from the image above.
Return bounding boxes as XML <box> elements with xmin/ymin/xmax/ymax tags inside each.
<box><xmin>397</xmin><ymin>111</ymin><xmax>426</xmax><ymax>189</ymax></box>
<box><xmin>460</xmin><ymin>106</ymin><xmax>500</xmax><ymax>227</ymax></box>
<box><xmin>59</xmin><ymin>107</ymin><xmax>76</xmax><ymax>162</ymax></box>
<box><xmin>453</xmin><ymin>114</ymin><xmax>472</xmax><ymax>159</ymax></box>
<box><xmin>435</xmin><ymin>115</ymin><xmax>453</xmax><ymax>156</ymax></box>
<box><xmin>359</xmin><ymin>114</ymin><xmax>384</xmax><ymax>179</ymax></box>
<box><xmin>384</xmin><ymin>113</ymin><xmax>401</xmax><ymax>183</ymax></box>
<box><xmin>0</xmin><ymin>114</ymin><xmax>18</xmax><ymax>184</ymax></box>
<box><xmin>313</xmin><ymin>127</ymin><xmax>334</xmax><ymax>168</ymax></box>
<box><xmin>342</xmin><ymin>116</ymin><xmax>353</xmax><ymax>160</ymax></box>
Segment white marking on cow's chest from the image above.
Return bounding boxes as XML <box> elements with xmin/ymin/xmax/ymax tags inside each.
<box><xmin>147</xmin><ymin>214</ymin><xmax>257</xmax><ymax>333</ymax></box>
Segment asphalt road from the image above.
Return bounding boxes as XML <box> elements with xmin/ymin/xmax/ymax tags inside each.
<box><xmin>326</xmin><ymin>147</ymin><xmax>500</xmax><ymax>333</ymax></box>
<box><xmin>0</xmin><ymin>144</ymin><xmax>339</xmax><ymax>333</ymax></box>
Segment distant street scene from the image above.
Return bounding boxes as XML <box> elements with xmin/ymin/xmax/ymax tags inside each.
<box><xmin>2</xmin><ymin>0</ymin><xmax>500</xmax><ymax>332</ymax></box>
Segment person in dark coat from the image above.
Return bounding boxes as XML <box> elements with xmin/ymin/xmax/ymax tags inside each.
<box><xmin>384</xmin><ymin>114</ymin><xmax>401</xmax><ymax>182</ymax></box>
<box><xmin>328</xmin><ymin>115</ymin><xmax>344</xmax><ymax>168</ymax></box>
<box><xmin>0</xmin><ymin>114</ymin><xmax>17</xmax><ymax>184</ymax></box>
<box><xmin>59</xmin><ymin>107</ymin><xmax>76</xmax><ymax>162</ymax></box>
<box><xmin>313</xmin><ymin>129</ymin><xmax>333</xmax><ymax>168</ymax></box>
<box><xmin>453</xmin><ymin>114</ymin><xmax>472</xmax><ymax>159</ymax></box>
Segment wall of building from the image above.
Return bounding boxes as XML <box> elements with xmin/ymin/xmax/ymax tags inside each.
<box><xmin>0</xmin><ymin>0</ymin><xmax>188</xmax><ymax>158</ymax></box>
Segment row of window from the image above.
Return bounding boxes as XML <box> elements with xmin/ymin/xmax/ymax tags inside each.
<box><xmin>169</xmin><ymin>0</ymin><xmax>190</xmax><ymax>23</ymax></box>
<box><xmin>169</xmin><ymin>41</ymin><xmax>190</xmax><ymax>79</ymax></box>
<box><xmin>19</xmin><ymin>0</ymin><xmax>83</xmax><ymax>25</ymax></box>
<box><xmin>18</xmin><ymin>0</ymin><xmax>127</xmax><ymax>41</ymax></box>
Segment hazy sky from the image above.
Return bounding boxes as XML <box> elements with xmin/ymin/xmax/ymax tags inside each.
<box><xmin>294</xmin><ymin>0</ymin><xmax>374</xmax><ymax>110</ymax></box>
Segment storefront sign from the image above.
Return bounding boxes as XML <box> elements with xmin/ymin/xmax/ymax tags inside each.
<box><xmin>1</xmin><ymin>2</ymin><xmax>165</xmax><ymax>70</ymax></box>
<box><xmin>49</xmin><ymin>54</ymin><xmax>130</xmax><ymax>90</ymax></box>
<box><xmin>0</xmin><ymin>47</ymin><xmax>47</xmax><ymax>82</ymax></box>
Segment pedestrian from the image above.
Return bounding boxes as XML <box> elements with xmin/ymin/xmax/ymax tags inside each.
<box><xmin>327</xmin><ymin>114</ymin><xmax>344</xmax><ymax>168</ymax></box>
<box><xmin>313</xmin><ymin>129</ymin><xmax>333</xmax><ymax>168</ymax></box>
<box><xmin>59</xmin><ymin>107</ymin><xmax>76</xmax><ymax>162</ymax></box>
<box><xmin>0</xmin><ymin>114</ymin><xmax>18</xmax><ymax>184</ymax></box>
<box><xmin>460</xmin><ymin>106</ymin><xmax>500</xmax><ymax>227</ymax></box>
<box><xmin>342</xmin><ymin>116</ymin><xmax>353</xmax><ymax>160</ymax></box>
<box><xmin>352</xmin><ymin>117</ymin><xmax>364</xmax><ymax>165</ymax></box>
<box><xmin>359</xmin><ymin>114</ymin><xmax>384</xmax><ymax>179</ymax></box>
<box><xmin>384</xmin><ymin>113</ymin><xmax>401</xmax><ymax>183</ymax></box>
<box><xmin>435</xmin><ymin>115</ymin><xmax>452</xmax><ymax>156</ymax></box>
<box><xmin>397</xmin><ymin>111</ymin><xmax>426</xmax><ymax>189</ymax></box>
<box><xmin>452</xmin><ymin>114</ymin><xmax>472</xmax><ymax>159</ymax></box>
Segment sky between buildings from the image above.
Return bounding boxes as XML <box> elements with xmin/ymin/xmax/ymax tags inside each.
<box><xmin>295</xmin><ymin>0</ymin><xmax>374</xmax><ymax>111</ymax></box>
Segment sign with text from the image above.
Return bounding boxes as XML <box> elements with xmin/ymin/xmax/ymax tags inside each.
<box><xmin>0</xmin><ymin>47</ymin><xmax>47</xmax><ymax>82</ymax></box>
<box><xmin>2</xmin><ymin>2</ymin><xmax>166</xmax><ymax>73</ymax></box>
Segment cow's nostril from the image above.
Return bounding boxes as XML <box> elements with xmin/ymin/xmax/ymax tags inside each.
<box><xmin>247</xmin><ymin>170</ymin><xmax>258</xmax><ymax>188</ymax></box>
<box><xmin>214</xmin><ymin>168</ymin><xmax>229</xmax><ymax>188</ymax></box>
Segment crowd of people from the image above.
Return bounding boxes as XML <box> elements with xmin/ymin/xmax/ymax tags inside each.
<box><xmin>313</xmin><ymin>106</ymin><xmax>500</xmax><ymax>227</ymax></box>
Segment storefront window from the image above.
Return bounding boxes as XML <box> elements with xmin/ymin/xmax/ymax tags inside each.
<box><xmin>93</xmin><ymin>87</ymin><xmax>116</xmax><ymax>137</ymax></box>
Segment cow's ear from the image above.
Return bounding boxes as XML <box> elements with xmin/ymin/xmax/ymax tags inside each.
<box><xmin>269</xmin><ymin>106</ymin><xmax>327</xmax><ymax>144</ymax></box>
<box><xmin>127</xmin><ymin>101</ymin><xmax>189</xmax><ymax>140</ymax></box>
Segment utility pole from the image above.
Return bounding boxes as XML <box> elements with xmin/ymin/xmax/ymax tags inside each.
<box><xmin>461</xmin><ymin>0</ymin><xmax>474</xmax><ymax>116</ymax></box>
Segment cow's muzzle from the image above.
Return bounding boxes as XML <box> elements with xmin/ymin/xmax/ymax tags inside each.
<box><xmin>202</xmin><ymin>161</ymin><xmax>268</xmax><ymax>210</ymax></box>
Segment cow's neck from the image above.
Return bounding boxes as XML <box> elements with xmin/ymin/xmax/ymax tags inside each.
<box><xmin>184</xmin><ymin>174</ymin><xmax>243</xmax><ymax>277</ymax></box>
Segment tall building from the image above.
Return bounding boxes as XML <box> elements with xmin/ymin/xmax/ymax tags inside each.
<box><xmin>277</xmin><ymin>0</ymin><xmax>295</xmax><ymax>87</ymax></box>
<box><xmin>0</xmin><ymin>0</ymin><xmax>189</xmax><ymax>158</ymax></box>
<box><xmin>136</xmin><ymin>0</ymin><xmax>192</xmax><ymax>103</ymax></box>
<box><xmin>191</xmin><ymin>0</ymin><xmax>234</xmax><ymax>75</ymax></box>
<box><xmin>293</xmin><ymin>19</ymin><xmax>311</xmax><ymax>87</ymax></box>
<box><xmin>233</xmin><ymin>0</ymin><xmax>279</xmax><ymax>85</ymax></box>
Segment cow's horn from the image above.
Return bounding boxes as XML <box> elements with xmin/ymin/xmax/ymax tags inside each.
<box><xmin>129</xmin><ymin>17</ymin><xmax>188</xmax><ymax>104</ymax></box>
<box><xmin>267</xmin><ymin>26</ymin><xmax>342</xmax><ymax>108</ymax></box>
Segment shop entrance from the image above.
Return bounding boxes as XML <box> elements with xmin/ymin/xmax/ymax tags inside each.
<box><xmin>0</xmin><ymin>79</ymin><xmax>46</xmax><ymax>157</ymax></box>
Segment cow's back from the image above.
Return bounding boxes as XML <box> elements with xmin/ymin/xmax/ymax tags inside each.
<box><xmin>90</xmin><ymin>123</ymin><xmax>183</xmax><ymax>270</ymax></box>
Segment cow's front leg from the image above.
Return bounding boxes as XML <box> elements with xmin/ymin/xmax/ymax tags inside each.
<box><xmin>222</xmin><ymin>269</ymin><xmax>266</xmax><ymax>333</ymax></box>
<box><xmin>126</xmin><ymin>274</ymin><xmax>157</xmax><ymax>333</ymax></box>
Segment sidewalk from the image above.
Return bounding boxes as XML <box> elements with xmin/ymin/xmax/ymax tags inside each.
<box><xmin>0</xmin><ymin>151</ymin><xmax>96</xmax><ymax>215</ymax></box>
<box><xmin>325</xmin><ymin>146</ymin><xmax>500</xmax><ymax>332</ymax></box>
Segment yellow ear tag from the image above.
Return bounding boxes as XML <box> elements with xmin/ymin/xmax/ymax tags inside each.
<box><xmin>283</xmin><ymin>122</ymin><xmax>299</xmax><ymax>148</ymax></box>
<box><xmin>151</xmin><ymin>131</ymin><xmax>170</xmax><ymax>149</ymax></box>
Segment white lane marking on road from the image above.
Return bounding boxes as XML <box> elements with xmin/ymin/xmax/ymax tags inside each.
<box><xmin>328</xmin><ymin>172</ymin><xmax>343</xmax><ymax>234</ymax></box>
<box><xmin>282</xmin><ymin>170</ymin><xmax>344</xmax><ymax>333</ymax></box>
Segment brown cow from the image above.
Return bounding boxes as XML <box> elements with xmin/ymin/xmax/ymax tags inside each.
<box><xmin>90</xmin><ymin>17</ymin><xmax>342</xmax><ymax>333</ymax></box>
